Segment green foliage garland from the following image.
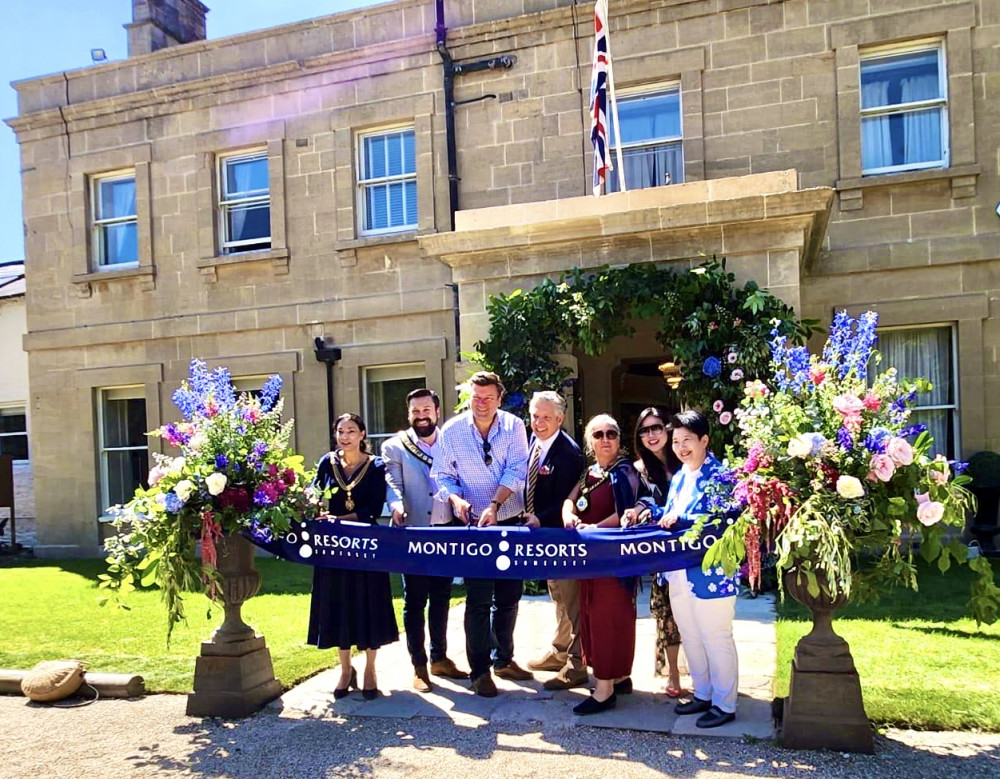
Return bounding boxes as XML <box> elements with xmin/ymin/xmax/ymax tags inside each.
<box><xmin>472</xmin><ymin>259</ymin><xmax>819</xmax><ymax>450</ymax></box>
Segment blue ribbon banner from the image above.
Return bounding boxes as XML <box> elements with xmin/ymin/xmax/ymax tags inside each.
<box><xmin>249</xmin><ymin>520</ymin><xmax>719</xmax><ymax>580</ymax></box>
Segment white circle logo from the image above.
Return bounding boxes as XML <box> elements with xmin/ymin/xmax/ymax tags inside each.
<box><xmin>496</xmin><ymin>555</ymin><xmax>511</xmax><ymax>571</ymax></box>
<box><xmin>302</xmin><ymin>531</ymin><xmax>310</xmax><ymax>541</ymax></box>
<box><xmin>285</xmin><ymin>532</ymin><xmax>298</xmax><ymax>544</ymax></box>
<box><xmin>300</xmin><ymin>544</ymin><xmax>313</xmax><ymax>558</ymax></box>
<box><xmin>498</xmin><ymin>540</ymin><xmax>510</xmax><ymax>552</ymax></box>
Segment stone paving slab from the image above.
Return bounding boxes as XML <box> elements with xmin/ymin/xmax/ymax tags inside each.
<box><xmin>277</xmin><ymin>583</ymin><xmax>777</xmax><ymax>740</ymax></box>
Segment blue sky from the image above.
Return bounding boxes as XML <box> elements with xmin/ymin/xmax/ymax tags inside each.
<box><xmin>0</xmin><ymin>0</ymin><xmax>385</xmax><ymax>261</ymax></box>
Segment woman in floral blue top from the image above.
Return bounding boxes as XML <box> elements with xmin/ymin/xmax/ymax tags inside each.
<box><xmin>646</xmin><ymin>410</ymin><xmax>739</xmax><ymax>729</ymax></box>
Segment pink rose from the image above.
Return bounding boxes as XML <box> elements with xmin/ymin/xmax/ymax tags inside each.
<box><xmin>886</xmin><ymin>437</ymin><xmax>914</xmax><ymax>466</ymax></box>
<box><xmin>719</xmin><ymin>411</ymin><xmax>733</xmax><ymax>425</ymax></box>
<box><xmin>713</xmin><ymin>400</ymin><xmax>724</xmax><ymax>413</ymax></box>
<box><xmin>809</xmin><ymin>366</ymin><xmax>826</xmax><ymax>385</ymax></box>
<box><xmin>916</xmin><ymin>500</ymin><xmax>945</xmax><ymax>527</ymax></box>
<box><xmin>930</xmin><ymin>470</ymin><xmax>948</xmax><ymax>485</ymax></box>
<box><xmin>915</xmin><ymin>492</ymin><xmax>930</xmax><ymax>505</ymax></box>
<box><xmin>862</xmin><ymin>392</ymin><xmax>882</xmax><ymax>411</ymax></box>
<box><xmin>833</xmin><ymin>394</ymin><xmax>864</xmax><ymax>417</ymax></box>
<box><xmin>869</xmin><ymin>454</ymin><xmax>896</xmax><ymax>482</ymax></box>
<box><xmin>148</xmin><ymin>465</ymin><xmax>167</xmax><ymax>486</ymax></box>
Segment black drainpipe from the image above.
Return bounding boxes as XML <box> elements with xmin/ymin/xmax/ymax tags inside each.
<box><xmin>435</xmin><ymin>0</ymin><xmax>516</xmax><ymax>231</ymax></box>
<box><xmin>313</xmin><ymin>337</ymin><xmax>343</xmax><ymax>450</ymax></box>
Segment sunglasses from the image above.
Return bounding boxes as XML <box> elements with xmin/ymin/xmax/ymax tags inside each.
<box><xmin>482</xmin><ymin>440</ymin><xmax>493</xmax><ymax>466</ymax></box>
<box><xmin>591</xmin><ymin>429</ymin><xmax>619</xmax><ymax>440</ymax></box>
<box><xmin>638</xmin><ymin>423</ymin><xmax>666</xmax><ymax>438</ymax></box>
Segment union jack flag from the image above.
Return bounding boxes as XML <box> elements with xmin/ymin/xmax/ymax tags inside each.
<box><xmin>589</xmin><ymin>0</ymin><xmax>611</xmax><ymax>196</ymax></box>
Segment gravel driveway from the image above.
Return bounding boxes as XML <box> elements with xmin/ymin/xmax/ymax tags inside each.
<box><xmin>2</xmin><ymin>694</ymin><xmax>998</xmax><ymax>778</ymax></box>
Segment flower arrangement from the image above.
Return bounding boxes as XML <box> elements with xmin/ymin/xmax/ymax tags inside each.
<box><xmin>100</xmin><ymin>360</ymin><xmax>326</xmax><ymax>639</ymax></box>
<box><xmin>703</xmin><ymin>311</ymin><xmax>1000</xmax><ymax>624</ymax></box>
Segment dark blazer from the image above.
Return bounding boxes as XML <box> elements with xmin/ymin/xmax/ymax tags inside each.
<box><xmin>527</xmin><ymin>429</ymin><xmax>586</xmax><ymax>529</ymax></box>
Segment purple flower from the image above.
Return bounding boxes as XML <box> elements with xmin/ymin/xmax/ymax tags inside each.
<box><xmin>253</xmin><ymin>485</ymin><xmax>276</xmax><ymax>507</ymax></box>
<box><xmin>837</xmin><ymin>427</ymin><xmax>854</xmax><ymax>451</ymax></box>
<box><xmin>248</xmin><ymin>520</ymin><xmax>274</xmax><ymax>544</ymax></box>
<box><xmin>164</xmin><ymin>492</ymin><xmax>184</xmax><ymax>513</ymax></box>
<box><xmin>900</xmin><ymin>424</ymin><xmax>928</xmax><ymax>439</ymax></box>
<box><xmin>215</xmin><ymin>454</ymin><xmax>230</xmax><ymax>470</ymax></box>
<box><xmin>863</xmin><ymin>428</ymin><xmax>890</xmax><ymax>454</ymax></box>
<box><xmin>259</xmin><ymin>375</ymin><xmax>283</xmax><ymax>412</ymax></box>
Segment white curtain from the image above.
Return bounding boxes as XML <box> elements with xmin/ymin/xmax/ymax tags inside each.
<box><xmin>228</xmin><ymin>161</ymin><xmax>254</xmax><ymax>242</ymax></box>
<box><xmin>110</xmin><ymin>182</ymin><xmax>137</xmax><ymax>262</ymax></box>
<box><xmin>900</xmin><ymin>75</ymin><xmax>941</xmax><ymax>164</ymax></box>
<box><xmin>861</xmin><ymin>80</ymin><xmax>892</xmax><ymax>170</ymax></box>
<box><xmin>878</xmin><ymin>328</ymin><xmax>953</xmax><ymax>456</ymax></box>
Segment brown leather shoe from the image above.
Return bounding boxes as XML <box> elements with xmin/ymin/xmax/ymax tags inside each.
<box><xmin>494</xmin><ymin>661</ymin><xmax>534</xmax><ymax>681</ymax></box>
<box><xmin>527</xmin><ymin>653</ymin><xmax>565</xmax><ymax>672</ymax></box>
<box><xmin>471</xmin><ymin>672</ymin><xmax>498</xmax><ymax>697</ymax></box>
<box><xmin>413</xmin><ymin>665</ymin><xmax>432</xmax><ymax>693</ymax></box>
<box><xmin>430</xmin><ymin>657</ymin><xmax>469</xmax><ymax>680</ymax></box>
<box><xmin>542</xmin><ymin>669</ymin><xmax>589</xmax><ymax>690</ymax></box>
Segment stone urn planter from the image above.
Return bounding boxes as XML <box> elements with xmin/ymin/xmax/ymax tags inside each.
<box><xmin>186</xmin><ymin>533</ymin><xmax>283</xmax><ymax>717</ymax></box>
<box><xmin>780</xmin><ymin>569</ymin><xmax>874</xmax><ymax>753</ymax></box>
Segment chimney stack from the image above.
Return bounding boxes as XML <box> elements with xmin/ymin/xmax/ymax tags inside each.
<box><xmin>126</xmin><ymin>0</ymin><xmax>209</xmax><ymax>57</ymax></box>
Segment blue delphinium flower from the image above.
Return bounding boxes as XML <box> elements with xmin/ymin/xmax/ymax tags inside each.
<box><xmin>823</xmin><ymin>311</ymin><xmax>852</xmax><ymax>374</ymax></box>
<box><xmin>953</xmin><ymin>461</ymin><xmax>969</xmax><ymax>475</ymax></box>
<box><xmin>785</xmin><ymin>345</ymin><xmax>812</xmax><ymax>394</ymax></box>
<box><xmin>703</xmin><ymin>356</ymin><xmax>722</xmax><ymax>378</ymax></box>
<box><xmin>837</xmin><ymin>427</ymin><xmax>854</xmax><ymax>451</ymax></box>
<box><xmin>253</xmin><ymin>486</ymin><xmax>275</xmax><ymax>507</ymax></box>
<box><xmin>164</xmin><ymin>492</ymin><xmax>184</xmax><ymax>513</ymax></box>
<box><xmin>215</xmin><ymin>454</ymin><xmax>230</xmax><ymax>470</ymax></box>
<box><xmin>863</xmin><ymin>427</ymin><xmax>890</xmax><ymax>454</ymax></box>
<box><xmin>172</xmin><ymin>387</ymin><xmax>199</xmax><ymax>420</ymax></box>
<box><xmin>846</xmin><ymin>311</ymin><xmax>879</xmax><ymax>381</ymax></box>
<box><xmin>249</xmin><ymin>520</ymin><xmax>274</xmax><ymax>544</ymax></box>
<box><xmin>259</xmin><ymin>375</ymin><xmax>283</xmax><ymax>412</ymax></box>
<box><xmin>211</xmin><ymin>367</ymin><xmax>237</xmax><ymax>411</ymax></box>
<box><xmin>899</xmin><ymin>424</ymin><xmax>927</xmax><ymax>439</ymax></box>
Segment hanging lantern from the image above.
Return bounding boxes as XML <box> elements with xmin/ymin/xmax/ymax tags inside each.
<box><xmin>658</xmin><ymin>361</ymin><xmax>683</xmax><ymax>391</ymax></box>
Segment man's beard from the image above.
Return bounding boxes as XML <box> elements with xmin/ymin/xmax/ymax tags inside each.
<box><xmin>412</xmin><ymin>419</ymin><xmax>436</xmax><ymax>437</ymax></box>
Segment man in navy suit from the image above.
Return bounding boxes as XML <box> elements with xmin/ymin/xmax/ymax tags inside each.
<box><xmin>522</xmin><ymin>391</ymin><xmax>588</xmax><ymax>690</ymax></box>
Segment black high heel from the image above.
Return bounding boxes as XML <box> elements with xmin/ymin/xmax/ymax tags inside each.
<box><xmin>334</xmin><ymin>667</ymin><xmax>357</xmax><ymax>700</ymax></box>
<box><xmin>362</xmin><ymin>673</ymin><xmax>380</xmax><ymax>701</ymax></box>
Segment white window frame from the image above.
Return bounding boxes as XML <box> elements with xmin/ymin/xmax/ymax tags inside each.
<box><xmin>607</xmin><ymin>82</ymin><xmax>684</xmax><ymax>193</ymax></box>
<box><xmin>356</xmin><ymin>125</ymin><xmax>418</xmax><ymax>236</ymax></box>
<box><xmin>878</xmin><ymin>323</ymin><xmax>960</xmax><ymax>458</ymax></box>
<box><xmin>97</xmin><ymin>386</ymin><xmax>149</xmax><ymax>512</ymax></box>
<box><xmin>859</xmin><ymin>39</ymin><xmax>949</xmax><ymax>176</ymax></box>
<box><xmin>91</xmin><ymin>170</ymin><xmax>139</xmax><ymax>269</ymax></box>
<box><xmin>218</xmin><ymin>149</ymin><xmax>271</xmax><ymax>254</ymax></box>
<box><xmin>0</xmin><ymin>405</ymin><xmax>29</xmax><ymax>462</ymax></box>
<box><xmin>362</xmin><ymin>363</ymin><xmax>426</xmax><ymax>454</ymax></box>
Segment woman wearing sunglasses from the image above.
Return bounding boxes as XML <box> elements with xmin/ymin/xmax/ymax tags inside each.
<box><xmin>562</xmin><ymin>414</ymin><xmax>638</xmax><ymax>715</ymax></box>
<box><xmin>629</xmin><ymin>408</ymin><xmax>688</xmax><ymax>699</ymax></box>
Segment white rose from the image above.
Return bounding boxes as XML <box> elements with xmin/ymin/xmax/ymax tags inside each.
<box><xmin>836</xmin><ymin>475</ymin><xmax>865</xmax><ymax>499</ymax></box>
<box><xmin>188</xmin><ymin>432</ymin><xmax>208</xmax><ymax>452</ymax></box>
<box><xmin>787</xmin><ymin>434</ymin><xmax>813</xmax><ymax>459</ymax></box>
<box><xmin>174</xmin><ymin>479</ymin><xmax>196</xmax><ymax>503</ymax></box>
<box><xmin>205</xmin><ymin>472</ymin><xmax>228</xmax><ymax>496</ymax></box>
<box><xmin>168</xmin><ymin>456</ymin><xmax>186</xmax><ymax>475</ymax></box>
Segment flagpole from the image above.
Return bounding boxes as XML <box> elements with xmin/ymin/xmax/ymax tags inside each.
<box><xmin>602</xmin><ymin>0</ymin><xmax>627</xmax><ymax>192</ymax></box>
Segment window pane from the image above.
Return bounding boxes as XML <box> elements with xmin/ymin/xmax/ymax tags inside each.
<box><xmin>388</xmin><ymin>181</ymin><xmax>405</xmax><ymax>226</ymax></box>
<box><xmin>102</xmin><ymin>222</ymin><xmax>139</xmax><ymax>265</ymax></box>
<box><xmin>909</xmin><ymin>409</ymin><xmax>953</xmax><ymax>459</ymax></box>
<box><xmin>878</xmin><ymin>327</ymin><xmax>953</xmax><ymax>407</ymax></box>
<box><xmin>404</xmin><ymin>180</ymin><xmax>417</xmax><ymax>226</ymax></box>
<box><xmin>225</xmin><ymin>156</ymin><xmax>269</xmax><ymax>198</ymax></box>
<box><xmin>102</xmin><ymin>397</ymin><xmax>148</xmax><ymax>448</ymax></box>
<box><xmin>99</xmin><ymin>177</ymin><xmax>136</xmax><ymax>219</ymax></box>
<box><xmin>365</xmin><ymin>374</ymin><xmax>425</xmax><ymax>455</ymax></box>
<box><xmin>0</xmin><ymin>434</ymin><xmax>28</xmax><ymax>460</ymax></box>
<box><xmin>607</xmin><ymin>142</ymin><xmax>684</xmax><ymax>192</ymax></box>
<box><xmin>612</xmin><ymin>90</ymin><xmax>681</xmax><ymax>146</ymax></box>
<box><xmin>861</xmin><ymin>49</ymin><xmax>941</xmax><ymax>110</ymax></box>
<box><xmin>365</xmin><ymin>184</ymin><xmax>389</xmax><ymax>230</ymax></box>
<box><xmin>386</xmin><ymin>133</ymin><xmax>404</xmax><ymax>177</ymax></box>
<box><xmin>105</xmin><ymin>449</ymin><xmax>149</xmax><ymax>507</ymax></box>
<box><xmin>0</xmin><ymin>411</ymin><xmax>26</xmax><ymax>434</ymax></box>
<box><xmin>861</xmin><ymin>107</ymin><xmax>943</xmax><ymax>171</ymax></box>
<box><xmin>364</xmin><ymin>135</ymin><xmax>387</xmax><ymax>180</ymax></box>
<box><xmin>402</xmin><ymin>130</ymin><xmax>415</xmax><ymax>174</ymax></box>
<box><xmin>226</xmin><ymin>202</ymin><xmax>271</xmax><ymax>244</ymax></box>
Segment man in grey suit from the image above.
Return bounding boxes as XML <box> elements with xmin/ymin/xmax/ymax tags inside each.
<box><xmin>383</xmin><ymin>388</ymin><xmax>469</xmax><ymax>692</ymax></box>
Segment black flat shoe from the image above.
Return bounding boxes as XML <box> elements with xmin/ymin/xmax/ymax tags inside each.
<box><xmin>573</xmin><ymin>693</ymin><xmax>617</xmax><ymax>716</ymax></box>
<box><xmin>333</xmin><ymin>668</ymin><xmax>357</xmax><ymax>700</ymax></box>
<box><xmin>674</xmin><ymin>696</ymin><xmax>712</xmax><ymax>715</ymax></box>
<box><xmin>613</xmin><ymin>677</ymin><xmax>633</xmax><ymax>695</ymax></box>
<box><xmin>696</xmin><ymin>705</ymin><xmax>736</xmax><ymax>729</ymax></box>
<box><xmin>362</xmin><ymin>687</ymin><xmax>380</xmax><ymax>701</ymax></box>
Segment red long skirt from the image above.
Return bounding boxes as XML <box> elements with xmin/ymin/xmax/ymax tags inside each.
<box><xmin>579</xmin><ymin>577</ymin><xmax>637</xmax><ymax>680</ymax></box>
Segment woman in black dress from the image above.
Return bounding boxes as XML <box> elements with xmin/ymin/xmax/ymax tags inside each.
<box><xmin>308</xmin><ymin>413</ymin><xmax>398</xmax><ymax>700</ymax></box>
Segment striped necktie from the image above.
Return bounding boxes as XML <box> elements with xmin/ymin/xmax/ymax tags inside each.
<box><xmin>525</xmin><ymin>443</ymin><xmax>541</xmax><ymax>514</ymax></box>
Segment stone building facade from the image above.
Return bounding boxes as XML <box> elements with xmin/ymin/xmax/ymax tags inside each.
<box><xmin>8</xmin><ymin>0</ymin><xmax>999</xmax><ymax>556</ymax></box>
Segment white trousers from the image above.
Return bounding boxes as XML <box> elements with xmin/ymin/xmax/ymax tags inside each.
<box><xmin>666</xmin><ymin>570</ymin><xmax>739</xmax><ymax>713</ymax></box>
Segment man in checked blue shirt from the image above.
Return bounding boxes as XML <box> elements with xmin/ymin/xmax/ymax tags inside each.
<box><xmin>431</xmin><ymin>371</ymin><xmax>533</xmax><ymax>697</ymax></box>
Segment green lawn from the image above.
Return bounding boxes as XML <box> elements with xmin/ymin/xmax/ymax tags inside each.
<box><xmin>0</xmin><ymin>557</ymin><xmax>409</xmax><ymax>693</ymax></box>
<box><xmin>775</xmin><ymin>559</ymin><xmax>1000</xmax><ymax>731</ymax></box>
